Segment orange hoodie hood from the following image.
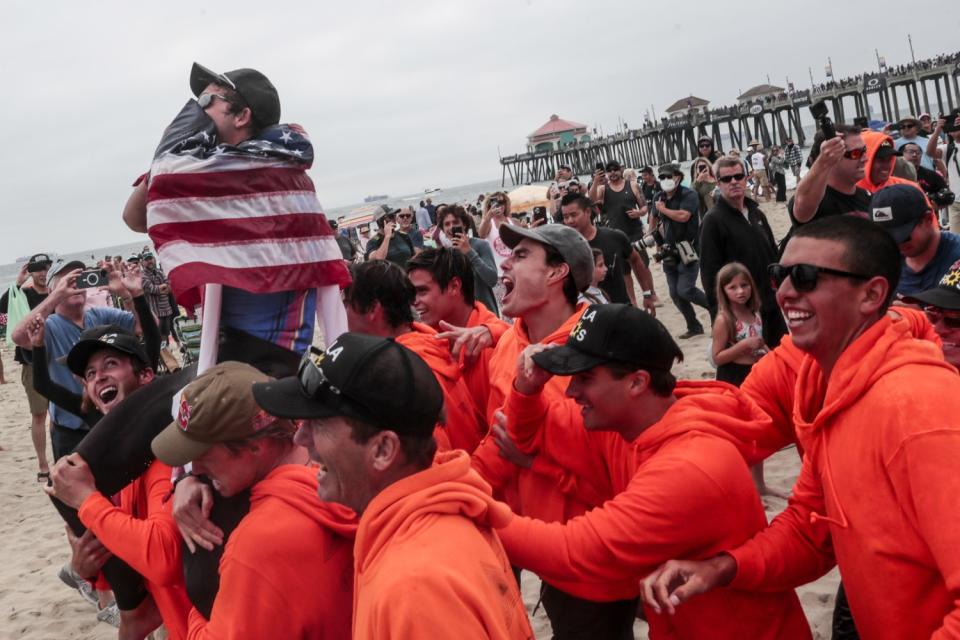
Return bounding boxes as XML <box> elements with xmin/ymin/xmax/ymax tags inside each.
<box><xmin>397</xmin><ymin>322</ymin><xmax>461</xmax><ymax>382</ymax></box>
<box><xmin>635</xmin><ymin>380</ymin><xmax>785</xmax><ymax>466</ymax></box>
<box><xmin>251</xmin><ymin>464</ymin><xmax>358</xmax><ymax>540</ymax></box>
<box><xmin>857</xmin><ymin>130</ymin><xmax>925</xmax><ymax>194</ymax></box>
<box><xmin>355</xmin><ymin>451</ymin><xmax>510</xmax><ymax>573</ymax></box>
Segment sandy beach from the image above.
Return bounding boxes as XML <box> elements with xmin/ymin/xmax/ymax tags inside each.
<box><xmin>0</xmin><ymin>195</ymin><xmax>838</xmax><ymax>639</ymax></box>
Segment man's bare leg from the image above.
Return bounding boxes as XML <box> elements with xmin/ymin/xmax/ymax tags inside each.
<box><xmin>31</xmin><ymin>411</ymin><xmax>49</xmax><ymax>477</ymax></box>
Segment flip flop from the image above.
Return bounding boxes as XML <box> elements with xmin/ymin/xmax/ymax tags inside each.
<box><xmin>37</xmin><ymin>471</ymin><xmax>50</xmax><ymax>483</ymax></box>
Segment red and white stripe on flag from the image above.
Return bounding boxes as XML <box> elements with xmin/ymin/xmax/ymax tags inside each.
<box><xmin>146</xmin><ymin>155</ymin><xmax>350</xmax><ymax>311</ymax></box>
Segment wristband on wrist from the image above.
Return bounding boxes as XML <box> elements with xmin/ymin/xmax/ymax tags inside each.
<box><xmin>642</xmin><ymin>290</ymin><xmax>653</xmax><ymax>298</ymax></box>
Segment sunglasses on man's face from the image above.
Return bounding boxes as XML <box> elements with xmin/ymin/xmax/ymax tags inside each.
<box><xmin>657</xmin><ymin>174</ymin><xmax>672</xmax><ymax>181</ymax></box>
<box><xmin>768</xmin><ymin>263</ymin><xmax>870</xmax><ymax>293</ymax></box>
<box><xmin>698</xmin><ymin>142</ymin><xmax>713</xmax><ymax>148</ymax></box>
<box><xmin>924</xmin><ymin>308</ymin><xmax>960</xmax><ymax>329</ymax></box>
<box><xmin>843</xmin><ymin>146</ymin><xmax>868</xmax><ymax>160</ymax></box>
<box><xmin>718</xmin><ymin>173</ymin><xmax>746</xmax><ymax>183</ymax></box>
<box><xmin>398</xmin><ymin>214</ymin><xmax>412</xmax><ymax>219</ymax></box>
<box><xmin>197</xmin><ymin>93</ymin><xmax>231</xmax><ymax>109</ymax></box>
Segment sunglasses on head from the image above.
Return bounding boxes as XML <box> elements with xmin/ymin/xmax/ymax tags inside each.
<box><xmin>297</xmin><ymin>346</ymin><xmax>342</xmax><ymax>398</ymax></box>
<box><xmin>925</xmin><ymin>307</ymin><xmax>960</xmax><ymax>328</ymax></box>
<box><xmin>718</xmin><ymin>173</ymin><xmax>746</xmax><ymax>183</ymax></box>
<box><xmin>768</xmin><ymin>263</ymin><xmax>871</xmax><ymax>292</ymax></box>
<box><xmin>843</xmin><ymin>146</ymin><xmax>868</xmax><ymax>160</ymax></box>
<box><xmin>197</xmin><ymin>93</ymin><xmax>231</xmax><ymax>109</ymax></box>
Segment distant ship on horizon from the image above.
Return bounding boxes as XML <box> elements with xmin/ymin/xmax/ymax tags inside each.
<box><xmin>363</xmin><ymin>194</ymin><xmax>389</xmax><ymax>203</ymax></box>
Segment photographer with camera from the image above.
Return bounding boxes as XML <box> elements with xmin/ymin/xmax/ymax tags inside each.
<box><xmin>928</xmin><ymin>112</ymin><xmax>960</xmax><ymax>231</ymax></box>
<box><xmin>436</xmin><ymin>205</ymin><xmax>499</xmax><ymax>315</ymax></box>
<box><xmin>901</xmin><ymin>141</ymin><xmax>954</xmax><ymax>214</ymax></box>
<box><xmin>788</xmin><ymin>124</ymin><xmax>871</xmax><ymax>228</ymax></box>
<box><xmin>654</xmin><ymin>163</ymin><xmax>710</xmax><ymax>338</ymax></box>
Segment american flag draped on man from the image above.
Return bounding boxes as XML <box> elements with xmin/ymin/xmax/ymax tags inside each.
<box><xmin>144</xmin><ymin>99</ymin><xmax>350</xmax><ymax>315</ymax></box>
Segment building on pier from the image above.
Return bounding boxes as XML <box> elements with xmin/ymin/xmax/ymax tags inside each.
<box><xmin>665</xmin><ymin>96</ymin><xmax>710</xmax><ymax>118</ymax></box>
<box><xmin>527</xmin><ymin>115</ymin><xmax>591</xmax><ymax>153</ymax></box>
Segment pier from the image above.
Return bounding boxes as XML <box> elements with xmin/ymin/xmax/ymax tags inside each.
<box><xmin>500</xmin><ymin>52</ymin><xmax>960</xmax><ymax>186</ymax></box>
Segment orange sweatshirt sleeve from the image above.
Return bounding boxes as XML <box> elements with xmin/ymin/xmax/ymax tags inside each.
<box><xmin>471</xmin><ymin>434</ymin><xmax>516</xmax><ymax>492</ymax></box>
<box><xmin>887</xmin><ymin>430</ymin><xmax>960</xmax><ymax>638</ymax></box>
<box><xmin>499</xmin><ymin>446</ymin><xmax>750</xmax><ymax>590</ymax></box>
<box><xmin>78</xmin><ymin>464</ymin><xmax>183</xmax><ymax>587</ymax></box>
<box><xmin>502</xmin><ymin>387</ymin><xmax>611</xmax><ymax>507</ymax></box>
<box><xmin>729</xmin><ymin>454</ymin><xmax>836</xmax><ymax>591</ymax></box>
<box><xmin>740</xmin><ymin>353</ymin><xmax>800</xmax><ymax>455</ymax></box>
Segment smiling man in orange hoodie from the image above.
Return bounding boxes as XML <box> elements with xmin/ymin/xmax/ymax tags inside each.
<box><xmin>496</xmin><ymin>303</ymin><xmax>810</xmax><ymax>639</ymax></box>
<box><xmin>252</xmin><ymin>332</ymin><xmax>533</xmax><ymax>639</ymax></box>
<box><xmin>644</xmin><ymin>215</ymin><xmax>960</xmax><ymax>639</ymax></box>
<box><xmin>343</xmin><ymin>259</ymin><xmax>484</xmax><ymax>452</ymax></box>
<box><xmin>150</xmin><ymin>362</ymin><xmax>357</xmax><ymax>639</ymax></box>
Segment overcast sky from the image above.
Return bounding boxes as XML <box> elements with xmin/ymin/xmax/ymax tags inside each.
<box><xmin>1</xmin><ymin>0</ymin><xmax>957</xmax><ymax>263</ymax></box>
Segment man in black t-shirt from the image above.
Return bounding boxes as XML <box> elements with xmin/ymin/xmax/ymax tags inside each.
<box><xmin>588</xmin><ymin>159</ymin><xmax>647</xmax><ymax>242</ymax></box>
<box><xmin>0</xmin><ymin>253</ymin><xmax>52</xmax><ymax>479</ymax></box>
<box><xmin>560</xmin><ymin>194</ymin><xmax>657</xmax><ymax>312</ymax></box>
<box><xmin>788</xmin><ymin>125</ymin><xmax>870</xmax><ymax>226</ymax></box>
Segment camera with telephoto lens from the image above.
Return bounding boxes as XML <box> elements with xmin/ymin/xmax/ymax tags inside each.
<box><xmin>77</xmin><ymin>269</ymin><xmax>108</xmax><ymax>289</ymax></box>
<box><xmin>809</xmin><ymin>101</ymin><xmax>835</xmax><ymax>139</ymax></box>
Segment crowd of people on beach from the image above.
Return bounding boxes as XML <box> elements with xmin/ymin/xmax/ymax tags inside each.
<box><xmin>3</xmin><ymin>56</ymin><xmax>960</xmax><ymax>640</ymax></box>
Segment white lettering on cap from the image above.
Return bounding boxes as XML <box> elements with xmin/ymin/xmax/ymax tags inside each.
<box><xmin>872</xmin><ymin>206</ymin><xmax>894</xmax><ymax>223</ymax></box>
<box><xmin>99</xmin><ymin>333</ymin><xmax>118</xmax><ymax>344</ymax></box>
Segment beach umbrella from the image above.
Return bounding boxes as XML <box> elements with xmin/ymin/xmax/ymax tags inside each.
<box><xmin>507</xmin><ymin>185</ymin><xmax>551</xmax><ymax>213</ymax></box>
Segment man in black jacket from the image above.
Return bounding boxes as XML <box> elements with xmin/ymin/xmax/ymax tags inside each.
<box><xmin>700</xmin><ymin>156</ymin><xmax>788</xmax><ymax>348</ymax></box>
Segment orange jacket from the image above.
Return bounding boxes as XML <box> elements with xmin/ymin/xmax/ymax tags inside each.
<box><xmin>353</xmin><ymin>450</ymin><xmax>533</xmax><ymax>640</ymax></box>
<box><xmin>730</xmin><ymin>313</ymin><xmax>960</xmax><ymax>639</ymax></box>
<box><xmin>79</xmin><ymin>460</ymin><xmax>191</xmax><ymax>640</ymax></box>
<box><xmin>857</xmin><ymin>131</ymin><xmax>928</xmax><ymax>196</ymax></box>
<box><xmin>460</xmin><ymin>301</ymin><xmax>510</xmax><ymax>417</ymax></box>
<box><xmin>471</xmin><ymin>305</ymin><xmax>618</xmax><ymax>527</ymax></box>
<box><xmin>741</xmin><ymin>308</ymin><xmax>940</xmax><ymax>459</ymax></box>
<box><xmin>498</xmin><ymin>381</ymin><xmax>810</xmax><ymax>639</ymax></box>
<box><xmin>397</xmin><ymin>323</ymin><xmax>486</xmax><ymax>453</ymax></box>
<box><xmin>185</xmin><ymin>465</ymin><xmax>357</xmax><ymax>639</ymax></box>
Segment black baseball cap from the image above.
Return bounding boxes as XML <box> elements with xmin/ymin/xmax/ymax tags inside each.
<box><xmin>190</xmin><ymin>62</ymin><xmax>281</xmax><ymax>128</ymax></box>
<box><xmin>533</xmin><ymin>304</ymin><xmax>683</xmax><ymax>375</ymax></box>
<box><xmin>66</xmin><ymin>325</ymin><xmax>150</xmax><ymax>377</ymax></box>
<box><xmin>252</xmin><ymin>333</ymin><xmax>443</xmax><ymax>437</ymax></box>
<box><xmin>499</xmin><ymin>223</ymin><xmax>594</xmax><ymax>292</ymax></box>
<box><xmin>870</xmin><ymin>184</ymin><xmax>931</xmax><ymax>244</ymax></box>
<box><xmin>27</xmin><ymin>253</ymin><xmax>53</xmax><ymax>273</ymax></box>
<box><xmin>908</xmin><ymin>262</ymin><xmax>960</xmax><ymax>310</ymax></box>
<box><xmin>875</xmin><ymin>139</ymin><xmax>897</xmax><ymax>159</ymax></box>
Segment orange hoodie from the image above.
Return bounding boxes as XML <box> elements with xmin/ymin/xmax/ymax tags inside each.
<box><xmin>498</xmin><ymin>381</ymin><xmax>810</xmax><ymax>639</ymax></box>
<box><xmin>353</xmin><ymin>450</ymin><xmax>534</xmax><ymax>640</ymax></box>
<box><xmin>857</xmin><ymin>130</ymin><xmax>930</xmax><ymax>196</ymax></box>
<box><xmin>185</xmin><ymin>464</ymin><xmax>357</xmax><ymax>639</ymax></box>
<box><xmin>471</xmin><ymin>305</ymin><xmax>618</xmax><ymax>531</ymax></box>
<box><xmin>460</xmin><ymin>301</ymin><xmax>510</xmax><ymax>417</ymax></box>
<box><xmin>79</xmin><ymin>460</ymin><xmax>191</xmax><ymax>640</ymax></box>
<box><xmin>397</xmin><ymin>322</ymin><xmax>486</xmax><ymax>453</ymax></box>
<box><xmin>729</xmin><ymin>313</ymin><xmax>960</xmax><ymax>639</ymax></box>
<box><xmin>740</xmin><ymin>308</ymin><xmax>940</xmax><ymax>459</ymax></box>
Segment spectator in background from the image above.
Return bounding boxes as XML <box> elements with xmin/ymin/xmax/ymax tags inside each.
<box><xmin>929</xmin><ymin>113</ymin><xmax>960</xmax><ymax>231</ymax></box>
<box><xmin>0</xmin><ymin>253</ymin><xmax>53</xmax><ymax>480</ymax></box>
<box><xmin>416</xmin><ymin>200</ymin><xmax>432</xmax><ymax>232</ymax></box>
<box><xmin>436</xmin><ymin>205</ymin><xmax>499</xmax><ymax>315</ymax></box>
<box><xmin>655</xmin><ymin>163</ymin><xmax>710</xmax><ymax>338</ymax></box>
<box><xmin>365</xmin><ymin>205</ymin><xmax>416</xmax><ymax>267</ymax></box>
<box><xmin>700</xmin><ymin>156</ymin><xmax>787</xmax><ymax>348</ymax></box>
<box><xmin>691</xmin><ymin>158</ymin><xmax>718</xmax><ymax>217</ymax></box>
<box><xmin>768</xmin><ymin>146</ymin><xmax>788</xmax><ymax>202</ymax></box>
<box><xmin>424</xmin><ymin>197</ymin><xmax>437</xmax><ymax>225</ymax></box>
<box><xmin>396</xmin><ymin>208</ymin><xmax>425</xmax><ymax>252</ymax></box>
<box><xmin>789</xmin><ymin>125</ymin><xmax>870</xmax><ymax>229</ymax></box>
<box><xmin>697</xmin><ymin>135</ymin><xmax>721</xmax><ymax>163</ymax></box>
<box><xmin>784</xmin><ymin>137</ymin><xmax>803</xmax><ymax>180</ymax></box>
<box><xmin>749</xmin><ymin>143</ymin><xmax>772</xmax><ymax>202</ymax></box>
<box><xmin>870</xmin><ymin>184</ymin><xmax>960</xmax><ymax>297</ymax></box>
<box><xmin>893</xmin><ymin>116</ymin><xmax>934</xmax><ymax>169</ymax></box>
<box><xmin>589</xmin><ymin>159</ymin><xmax>647</xmax><ymax>249</ymax></box>
<box><xmin>140</xmin><ymin>252</ymin><xmax>175</xmax><ymax>346</ymax></box>
<box><xmin>330</xmin><ymin>220</ymin><xmax>358</xmax><ymax>262</ymax></box>
<box><xmin>478</xmin><ymin>191</ymin><xmax>515</xmax><ymax>276</ymax></box>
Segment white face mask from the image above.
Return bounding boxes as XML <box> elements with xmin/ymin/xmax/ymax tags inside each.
<box><xmin>659</xmin><ymin>178</ymin><xmax>676</xmax><ymax>192</ymax></box>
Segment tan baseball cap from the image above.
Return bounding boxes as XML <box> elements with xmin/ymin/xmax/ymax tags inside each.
<box><xmin>151</xmin><ymin>361</ymin><xmax>282</xmax><ymax>467</ymax></box>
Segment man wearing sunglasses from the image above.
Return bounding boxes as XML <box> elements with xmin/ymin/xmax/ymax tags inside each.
<box><xmin>869</xmin><ymin>184</ymin><xmax>960</xmax><ymax>297</ymax></box>
<box><xmin>251</xmin><ymin>333</ymin><xmax>534</xmax><ymax>639</ymax></box>
<box><xmin>907</xmin><ymin>263</ymin><xmax>960</xmax><ymax>368</ymax></box>
<box><xmin>893</xmin><ymin>115</ymin><xmax>935</xmax><ymax>170</ymax></box>
<box><xmin>645</xmin><ymin>215</ymin><xmax>960</xmax><ymax>640</ymax></box>
<box><xmin>789</xmin><ymin>124</ymin><xmax>871</xmax><ymax>227</ymax></box>
<box><xmin>700</xmin><ymin>157</ymin><xmax>787</xmax><ymax>347</ymax></box>
<box><xmin>365</xmin><ymin>204</ymin><xmax>417</xmax><ymax>266</ymax></box>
